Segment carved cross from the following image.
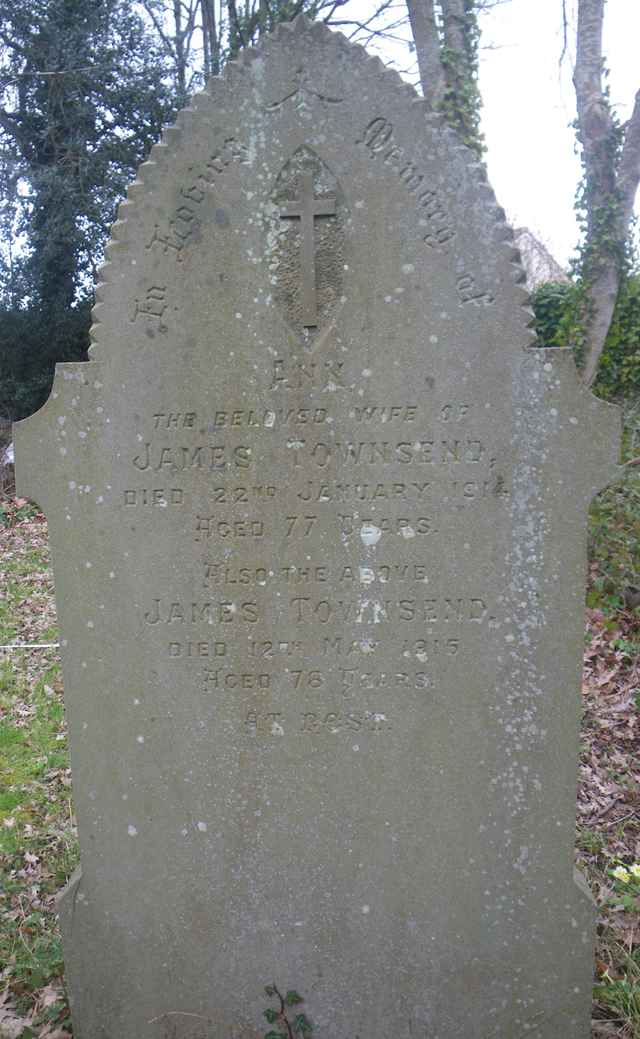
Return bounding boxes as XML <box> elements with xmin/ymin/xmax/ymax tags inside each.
<box><xmin>280</xmin><ymin>171</ymin><xmax>336</xmax><ymax>327</ymax></box>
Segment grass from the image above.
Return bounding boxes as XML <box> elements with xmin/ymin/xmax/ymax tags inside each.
<box><xmin>588</xmin><ymin>398</ymin><xmax>640</xmax><ymax>616</ymax></box>
<box><xmin>0</xmin><ymin>424</ymin><xmax>639</xmax><ymax>1036</ymax></box>
<box><xmin>0</xmin><ymin>501</ymin><xmax>77</xmax><ymax>1038</ymax></box>
<box><xmin>593</xmin><ymin>943</ymin><xmax>640</xmax><ymax>1039</ymax></box>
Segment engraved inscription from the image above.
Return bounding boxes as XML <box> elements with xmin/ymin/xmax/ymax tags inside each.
<box><xmin>457</xmin><ymin>274</ymin><xmax>495</xmax><ymax>308</ymax></box>
<box><xmin>194</xmin><ymin>517</ymin><xmax>265</xmax><ymax>542</ymax></box>
<box><xmin>129</xmin><ymin>394</ymin><xmax>507</xmax><ymax>743</ymax></box>
<box><xmin>300</xmin><ymin>710</ymin><xmax>391</xmax><ymax>735</ymax></box>
<box><xmin>357</xmin><ymin>117</ymin><xmax>496</xmax><ymax>306</ymax></box>
<box><xmin>169</xmin><ymin>641</ymin><xmax>226</xmax><ymax>658</ymax></box>
<box><xmin>205</xmin><ymin>669</ymin><xmax>271</xmax><ymax>690</ymax></box>
<box><xmin>289</xmin><ymin>596</ymin><xmax>488</xmax><ymax>624</ymax></box>
<box><xmin>211</xmin><ymin>485</ymin><xmax>277</xmax><ymax>503</ymax></box>
<box><xmin>270</xmin><ymin>358</ymin><xmax>346</xmax><ymax>390</ymax></box>
<box><xmin>132</xmin><ymin>443</ymin><xmax>252</xmax><ymax>472</ymax></box>
<box><xmin>145</xmin><ymin>136</ymin><xmax>249</xmax><ymax>262</ymax></box>
<box><xmin>288</xmin><ymin>439</ymin><xmax>487</xmax><ymax>468</ymax></box>
<box><xmin>129</xmin><ymin>285</ymin><xmax>170</xmax><ymax>332</ymax></box>
<box><xmin>143</xmin><ymin>598</ymin><xmax>259</xmax><ymax>624</ymax></box>
<box><xmin>296</xmin><ymin>481</ymin><xmax>431</xmax><ymax>502</ymax></box>
<box><xmin>243</xmin><ymin>709</ymin><xmax>391</xmax><ymax>738</ymax></box>
<box><xmin>357</xmin><ymin>117</ymin><xmax>456</xmax><ymax>249</ymax></box>
<box><xmin>124</xmin><ymin>487</ymin><xmax>184</xmax><ymax>507</ymax></box>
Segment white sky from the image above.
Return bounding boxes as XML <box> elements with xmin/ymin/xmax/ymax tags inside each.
<box><xmin>356</xmin><ymin>0</ymin><xmax>640</xmax><ymax>269</ymax></box>
<box><xmin>478</xmin><ymin>0</ymin><xmax>640</xmax><ymax>266</ymax></box>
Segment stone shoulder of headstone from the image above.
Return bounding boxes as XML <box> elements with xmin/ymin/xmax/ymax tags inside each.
<box><xmin>14</xmin><ymin>363</ymin><xmax>102</xmax><ymax>511</ymax></box>
<box><xmin>14</xmin><ymin>16</ymin><xmax>621</xmax><ymax>1039</ymax></box>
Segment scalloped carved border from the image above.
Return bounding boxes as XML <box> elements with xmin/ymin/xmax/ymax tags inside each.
<box><xmin>88</xmin><ymin>14</ymin><xmax>534</xmax><ymax>361</ymax></box>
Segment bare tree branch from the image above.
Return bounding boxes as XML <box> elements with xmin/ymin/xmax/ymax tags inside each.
<box><xmin>141</xmin><ymin>0</ymin><xmax>178</xmax><ymax>62</ymax></box>
<box><xmin>559</xmin><ymin>0</ymin><xmax>569</xmax><ymax>67</ymax></box>
<box><xmin>227</xmin><ymin>0</ymin><xmax>247</xmax><ymax>51</ymax></box>
<box><xmin>321</xmin><ymin>0</ymin><xmax>351</xmax><ymax>25</ymax></box>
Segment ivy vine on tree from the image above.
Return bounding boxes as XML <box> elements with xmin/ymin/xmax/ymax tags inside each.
<box><xmin>571</xmin><ymin>0</ymin><xmax>640</xmax><ymax>386</ymax></box>
<box><xmin>404</xmin><ymin>0</ymin><xmax>484</xmax><ymax>157</ymax></box>
<box><xmin>405</xmin><ymin>0</ymin><xmax>640</xmax><ymax>390</ymax></box>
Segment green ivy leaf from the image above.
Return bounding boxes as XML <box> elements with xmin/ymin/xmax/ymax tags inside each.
<box><xmin>294</xmin><ymin>1013</ymin><xmax>312</xmax><ymax>1034</ymax></box>
<box><xmin>286</xmin><ymin>991</ymin><xmax>304</xmax><ymax>1006</ymax></box>
<box><xmin>264</xmin><ymin>985</ymin><xmax>276</xmax><ymax>997</ymax></box>
<box><xmin>265</xmin><ymin>1031</ymin><xmax>285</xmax><ymax>1039</ymax></box>
<box><xmin>264</xmin><ymin>1009</ymin><xmax>278</xmax><ymax>1023</ymax></box>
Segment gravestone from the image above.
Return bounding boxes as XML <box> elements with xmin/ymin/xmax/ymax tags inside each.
<box><xmin>15</xmin><ymin>18</ymin><xmax>620</xmax><ymax>1039</ymax></box>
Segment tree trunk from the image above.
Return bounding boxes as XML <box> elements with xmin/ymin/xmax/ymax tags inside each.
<box><xmin>574</xmin><ymin>0</ymin><xmax>640</xmax><ymax>386</ymax></box>
<box><xmin>200</xmin><ymin>0</ymin><xmax>220</xmax><ymax>76</ymax></box>
<box><xmin>407</xmin><ymin>0</ymin><xmax>483</xmax><ymax>155</ymax></box>
<box><xmin>440</xmin><ymin>0</ymin><xmax>468</xmax><ymax>60</ymax></box>
<box><xmin>173</xmin><ymin>0</ymin><xmax>188</xmax><ymax>104</ymax></box>
<box><xmin>404</xmin><ymin>0</ymin><xmax>445</xmax><ymax>107</ymax></box>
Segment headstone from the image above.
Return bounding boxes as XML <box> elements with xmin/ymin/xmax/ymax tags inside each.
<box><xmin>513</xmin><ymin>227</ymin><xmax>570</xmax><ymax>291</ymax></box>
<box><xmin>15</xmin><ymin>18</ymin><xmax>620</xmax><ymax>1039</ymax></box>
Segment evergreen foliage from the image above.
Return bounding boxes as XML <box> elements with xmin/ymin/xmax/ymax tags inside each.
<box><xmin>595</xmin><ymin>275</ymin><xmax>640</xmax><ymax>398</ymax></box>
<box><xmin>438</xmin><ymin>0</ymin><xmax>484</xmax><ymax>157</ymax></box>
<box><xmin>0</xmin><ymin>303</ymin><xmax>90</xmax><ymax>420</ymax></box>
<box><xmin>531</xmin><ymin>275</ymin><xmax>640</xmax><ymax>399</ymax></box>
<box><xmin>0</xmin><ymin>0</ymin><xmax>176</xmax><ymax>418</ymax></box>
<box><xmin>0</xmin><ymin>0</ymin><xmax>335</xmax><ymax>419</ymax></box>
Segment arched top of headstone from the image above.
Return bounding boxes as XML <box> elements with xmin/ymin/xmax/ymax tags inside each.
<box><xmin>88</xmin><ymin>14</ymin><xmax>534</xmax><ymax>366</ymax></box>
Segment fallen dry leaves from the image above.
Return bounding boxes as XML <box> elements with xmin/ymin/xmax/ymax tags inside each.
<box><xmin>578</xmin><ymin>604</ymin><xmax>640</xmax><ymax>1037</ymax></box>
<box><xmin>580</xmin><ymin>608</ymin><xmax>639</xmax><ymax>862</ymax></box>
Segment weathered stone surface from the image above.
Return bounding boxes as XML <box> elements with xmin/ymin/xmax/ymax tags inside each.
<box><xmin>15</xmin><ymin>18</ymin><xmax>620</xmax><ymax>1039</ymax></box>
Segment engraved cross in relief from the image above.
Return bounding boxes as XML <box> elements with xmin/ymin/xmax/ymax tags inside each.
<box><xmin>280</xmin><ymin>171</ymin><xmax>336</xmax><ymax>327</ymax></box>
